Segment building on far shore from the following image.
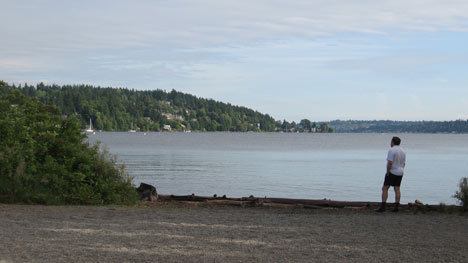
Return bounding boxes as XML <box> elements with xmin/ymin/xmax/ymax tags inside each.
<box><xmin>162</xmin><ymin>113</ymin><xmax>184</xmax><ymax>121</ymax></box>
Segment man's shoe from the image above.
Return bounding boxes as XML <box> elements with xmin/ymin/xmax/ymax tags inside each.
<box><xmin>392</xmin><ymin>203</ymin><xmax>400</xmax><ymax>212</ymax></box>
<box><xmin>376</xmin><ymin>206</ymin><xmax>386</xmax><ymax>212</ymax></box>
<box><xmin>375</xmin><ymin>202</ymin><xmax>386</xmax><ymax>212</ymax></box>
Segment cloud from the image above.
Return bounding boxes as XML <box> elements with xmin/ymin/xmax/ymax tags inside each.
<box><xmin>325</xmin><ymin>53</ymin><xmax>468</xmax><ymax>78</ymax></box>
<box><xmin>0</xmin><ymin>58</ymin><xmax>37</xmax><ymax>70</ymax></box>
<box><xmin>2</xmin><ymin>0</ymin><xmax>468</xmax><ymax>55</ymax></box>
<box><xmin>2</xmin><ymin>0</ymin><xmax>467</xmax><ymax>80</ymax></box>
<box><xmin>2</xmin><ymin>0</ymin><xmax>468</xmax><ymax>120</ymax></box>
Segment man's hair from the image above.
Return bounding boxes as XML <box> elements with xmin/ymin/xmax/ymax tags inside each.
<box><xmin>392</xmin><ymin>136</ymin><xmax>401</xmax><ymax>145</ymax></box>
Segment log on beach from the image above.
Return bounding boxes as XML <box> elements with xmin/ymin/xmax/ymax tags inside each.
<box><xmin>158</xmin><ymin>194</ymin><xmax>378</xmax><ymax>208</ymax></box>
<box><xmin>157</xmin><ymin>194</ymin><xmax>448</xmax><ymax>210</ymax></box>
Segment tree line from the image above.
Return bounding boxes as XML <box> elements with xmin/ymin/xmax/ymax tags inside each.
<box><xmin>8</xmin><ymin>82</ymin><xmax>333</xmax><ymax>133</ymax></box>
<box><xmin>329</xmin><ymin>120</ymin><xmax>468</xmax><ymax>133</ymax></box>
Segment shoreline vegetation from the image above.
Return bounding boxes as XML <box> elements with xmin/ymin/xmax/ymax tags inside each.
<box><xmin>330</xmin><ymin>119</ymin><xmax>468</xmax><ymax>133</ymax></box>
<box><xmin>6</xmin><ymin>80</ymin><xmax>468</xmax><ymax>134</ymax></box>
<box><xmin>0</xmin><ymin>82</ymin><xmax>138</xmax><ymax>205</ymax></box>
<box><xmin>3</xmin><ymin>81</ymin><xmax>333</xmax><ymax>133</ymax></box>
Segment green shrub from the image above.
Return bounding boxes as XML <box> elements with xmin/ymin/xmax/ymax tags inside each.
<box><xmin>453</xmin><ymin>177</ymin><xmax>468</xmax><ymax>212</ymax></box>
<box><xmin>0</xmin><ymin>83</ymin><xmax>138</xmax><ymax>205</ymax></box>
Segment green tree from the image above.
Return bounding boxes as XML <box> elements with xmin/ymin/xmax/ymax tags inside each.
<box><xmin>0</xmin><ymin>85</ymin><xmax>138</xmax><ymax>205</ymax></box>
<box><xmin>5</xmin><ymin>81</ymin><xmax>339</xmax><ymax>133</ymax></box>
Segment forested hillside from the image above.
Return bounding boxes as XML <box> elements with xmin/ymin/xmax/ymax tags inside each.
<box><xmin>16</xmin><ymin>83</ymin><xmax>278</xmax><ymax>132</ymax></box>
<box><xmin>8</xmin><ymin>82</ymin><xmax>333</xmax><ymax>133</ymax></box>
<box><xmin>2</xmin><ymin>81</ymin><xmax>465</xmax><ymax>133</ymax></box>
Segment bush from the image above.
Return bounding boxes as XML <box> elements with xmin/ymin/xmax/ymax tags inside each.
<box><xmin>453</xmin><ymin>177</ymin><xmax>468</xmax><ymax>212</ymax></box>
<box><xmin>0</xmin><ymin>83</ymin><xmax>138</xmax><ymax>205</ymax></box>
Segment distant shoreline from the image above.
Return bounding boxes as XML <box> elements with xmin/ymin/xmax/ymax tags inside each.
<box><xmin>5</xmin><ymin>82</ymin><xmax>467</xmax><ymax>134</ymax></box>
<box><xmin>85</xmin><ymin>130</ymin><xmax>468</xmax><ymax>134</ymax></box>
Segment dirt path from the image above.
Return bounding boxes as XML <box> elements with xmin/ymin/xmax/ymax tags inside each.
<box><xmin>0</xmin><ymin>203</ymin><xmax>467</xmax><ymax>262</ymax></box>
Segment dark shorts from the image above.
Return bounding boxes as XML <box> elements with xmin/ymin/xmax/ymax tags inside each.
<box><xmin>384</xmin><ymin>173</ymin><xmax>403</xmax><ymax>187</ymax></box>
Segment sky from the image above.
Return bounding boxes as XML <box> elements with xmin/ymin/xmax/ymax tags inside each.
<box><xmin>1</xmin><ymin>0</ymin><xmax>468</xmax><ymax>121</ymax></box>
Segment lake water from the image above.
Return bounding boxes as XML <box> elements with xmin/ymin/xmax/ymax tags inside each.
<box><xmin>88</xmin><ymin>133</ymin><xmax>468</xmax><ymax>204</ymax></box>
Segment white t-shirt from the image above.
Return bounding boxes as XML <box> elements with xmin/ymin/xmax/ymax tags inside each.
<box><xmin>387</xmin><ymin>146</ymin><xmax>406</xmax><ymax>176</ymax></box>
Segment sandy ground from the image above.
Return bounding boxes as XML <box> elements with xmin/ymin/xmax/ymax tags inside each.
<box><xmin>0</xmin><ymin>203</ymin><xmax>467</xmax><ymax>263</ymax></box>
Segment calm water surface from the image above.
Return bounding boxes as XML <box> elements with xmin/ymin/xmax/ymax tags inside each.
<box><xmin>88</xmin><ymin>133</ymin><xmax>468</xmax><ymax>204</ymax></box>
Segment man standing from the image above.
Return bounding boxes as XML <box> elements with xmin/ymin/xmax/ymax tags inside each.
<box><xmin>377</xmin><ymin>136</ymin><xmax>406</xmax><ymax>212</ymax></box>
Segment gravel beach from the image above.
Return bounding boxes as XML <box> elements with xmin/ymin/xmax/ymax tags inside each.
<box><xmin>0</xmin><ymin>203</ymin><xmax>467</xmax><ymax>262</ymax></box>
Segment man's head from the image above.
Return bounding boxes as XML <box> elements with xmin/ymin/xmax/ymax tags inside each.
<box><xmin>391</xmin><ymin>136</ymin><xmax>401</xmax><ymax>147</ymax></box>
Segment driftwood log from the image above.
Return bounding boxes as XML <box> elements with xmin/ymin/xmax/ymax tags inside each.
<box><xmin>157</xmin><ymin>194</ymin><xmax>449</xmax><ymax>211</ymax></box>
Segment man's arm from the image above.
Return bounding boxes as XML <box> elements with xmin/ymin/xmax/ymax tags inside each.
<box><xmin>386</xmin><ymin>160</ymin><xmax>393</xmax><ymax>175</ymax></box>
<box><xmin>386</xmin><ymin>150</ymin><xmax>394</xmax><ymax>175</ymax></box>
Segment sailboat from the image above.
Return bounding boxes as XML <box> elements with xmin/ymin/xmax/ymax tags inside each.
<box><xmin>129</xmin><ymin>122</ymin><xmax>137</xmax><ymax>133</ymax></box>
<box><xmin>86</xmin><ymin>118</ymin><xmax>95</xmax><ymax>133</ymax></box>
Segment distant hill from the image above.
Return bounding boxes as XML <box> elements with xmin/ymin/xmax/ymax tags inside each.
<box><xmin>12</xmin><ymin>83</ymin><xmax>276</xmax><ymax>132</ymax></box>
<box><xmin>329</xmin><ymin>120</ymin><xmax>468</xmax><ymax>133</ymax></box>
<box><xmin>7</xmin><ymin>81</ymin><xmax>462</xmax><ymax>134</ymax></box>
<box><xmin>5</xmin><ymin>82</ymin><xmax>332</xmax><ymax>132</ymax></box>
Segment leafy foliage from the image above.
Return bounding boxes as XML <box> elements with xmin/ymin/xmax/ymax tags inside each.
<box><xmin>0</xmin><ymin>82</ymin><xmax>138</xmax><ymax>205</ymax></box>
<box><xmin>16</xmin><ymin>83</ymin><xmax>277</xmax><ymax>132</ymax></box>
<box><xmin>11</xmin><ymin>82</ymin><xmax>333</xmax><ymax>133</ymax></box>
<box><xmin>453</xmin><ymin>177</ymin><xmax>468</xmax><ymax>212</ymax></box>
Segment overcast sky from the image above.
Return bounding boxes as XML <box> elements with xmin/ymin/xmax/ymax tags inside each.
<box><xmin>1</xmin><ymin>0</ymin><xmax>468</xmax><ymax>121</ymax></box>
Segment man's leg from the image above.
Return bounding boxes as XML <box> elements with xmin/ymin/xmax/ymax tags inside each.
<box><xmin>394</xmin><ymin>187</ymin><xmax>401</xmax><ymax>204</ymax></box>
<box><xmin>382</xmin><ymin>185</ymin><xmax>390</xmax><ymax>203</ymax></box>
<box><xmin>393</xmin><ymin>186</ymin><xmax>401</xmax><ymax>212</ymax></box>
<box><xmin>377</xmin><ymin>185</ymin><xmax>390</xmax><ymax>212</ymax></box>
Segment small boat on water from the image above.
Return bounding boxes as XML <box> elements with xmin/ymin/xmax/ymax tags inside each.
<box><xmin>86</xmin><ymin>118</ymin><xmax>95</xmax><ymax>134</ymax></box>
<box><xmin>129</xmin><ymin>122</ymin><xmax>137</xmax><ymax>132</ymax></box>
